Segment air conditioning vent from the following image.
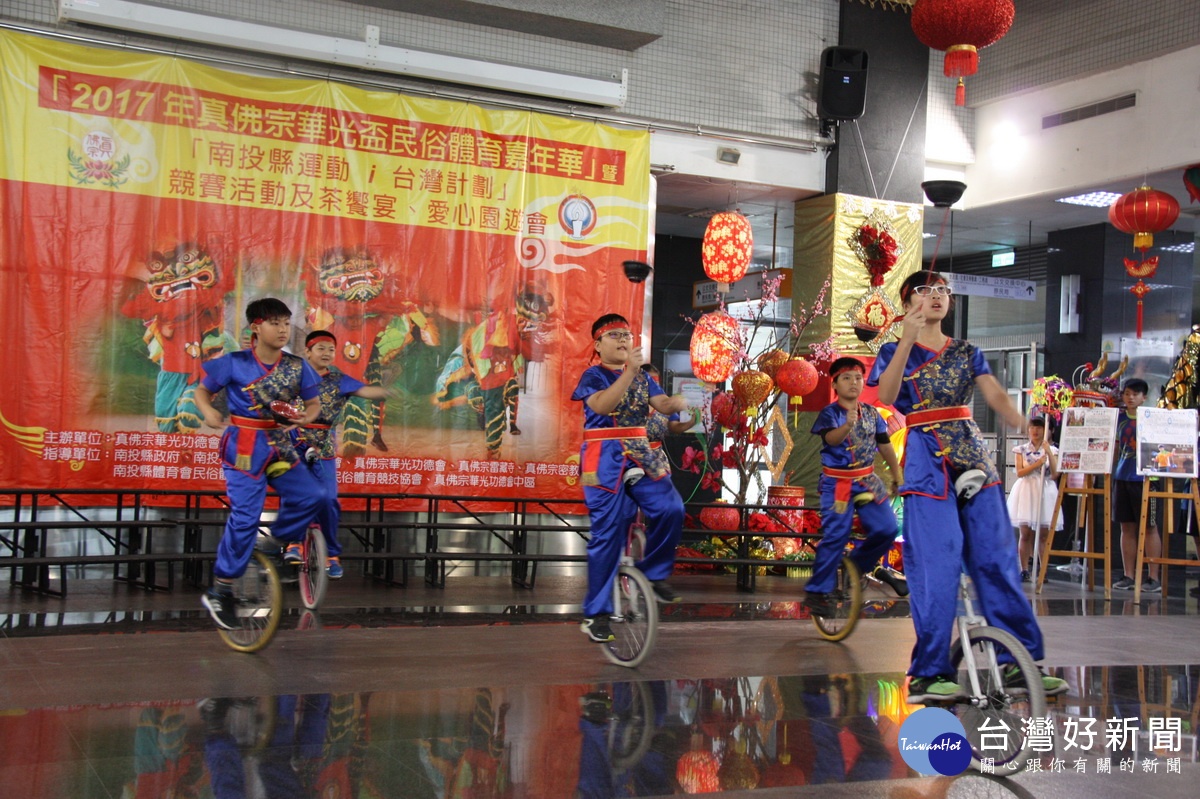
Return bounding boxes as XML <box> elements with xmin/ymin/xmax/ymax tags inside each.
<box><xmin>1042</xmin><ymin>93</ymin><xmax>1136</xmax><ymax>129</ymax></box>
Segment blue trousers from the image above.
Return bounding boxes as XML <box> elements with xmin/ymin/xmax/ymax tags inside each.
<box><xmin>582</xmin><ymin>476</ymin><xmax>683</xmax><ymax>617</ymax></box>
<box><xmin>215</xmin><ymin>462</ymin><xmax>327</xmax><ymax>580</ymax></box>
<box><xmin>903</xmin><ymin>484</ymin><xmax>1045</xmax><ymax>679</ymax></box>
<box><xmin>310</xmin><ymin>458</ymin><xmax>342</xmax><ymax>558</ymax></box>
<box><xmin>809</xmin><ymin>489</ymin><xmax>898</xmax><ymax>594</ymax></box>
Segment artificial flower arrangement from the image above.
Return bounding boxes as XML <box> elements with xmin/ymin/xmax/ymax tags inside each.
<box><xmin>1029</xmin><ymin>374</ymin><xmax>1073</xmax><ymax>422</ymax></box>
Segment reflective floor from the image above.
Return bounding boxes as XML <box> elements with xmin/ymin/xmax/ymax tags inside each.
<box><xmin>2</xmin><ymin>568</ymin><xmax>1200</xmax><ymax>798</ymax></box>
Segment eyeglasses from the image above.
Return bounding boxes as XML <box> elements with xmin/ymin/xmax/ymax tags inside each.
<box><xmin>603</xmin><ymin>331</ymin><xmax>633</xmax><ymax>342</ymax></box>
<box><xmin>911</xmin><ymin>285</ymin><xmax>953</xmax><ymax>297</ymax></box>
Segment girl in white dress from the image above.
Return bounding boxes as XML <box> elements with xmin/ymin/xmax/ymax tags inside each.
<box><xmin>1007</xmin><ymin>418</ymin><xmax>1061</xmax><ymax>581</ymax></box>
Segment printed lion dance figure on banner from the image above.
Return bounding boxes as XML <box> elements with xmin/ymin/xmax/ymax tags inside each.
<box><xmin>305</xmin><ymin>246</ymin><xmax>439</xmax><ymax>456</ymax></box>
<box><xmin>120</xmin><ymin>242</ymin><xmax>234</xmax><ymax>432</ymax></box>
<box><xmin>436</xmin><ymin>283</ymin><xmax>558</xmax><ymax>459</ymax></box>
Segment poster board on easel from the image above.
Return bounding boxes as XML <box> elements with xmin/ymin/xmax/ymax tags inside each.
<box><xmin>1131</xmin><ymin>407</ymin><xmax>1200</xmax><ymax>599</ymax></box>
<box><xmin>1036</xmin><ymin>406</ymin><xmax>1118</xmax><ymax>596</ymax></box>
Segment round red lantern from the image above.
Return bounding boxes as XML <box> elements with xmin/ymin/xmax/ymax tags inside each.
<box><xmin>711</xmin><ymin>391</ymin><xmax>743</xmax><ymax>429</ymax></box>
<box><xmin>701</xmin><ymin>211</ymin><xmax>753</xmax><ymax>288</ymax></box>
<box><xmin>700</xmin><ymin>502</ymin><xmax>741</xmax><ymax>532</ymax></box>
<box><xmin>1108</xmin><ymin>185</ymin><xmax>1180</xmax><ymax>251</ymax></box>
<box><xmin>775</xmin><ymin>358</ymin><xmax>819</xmax><ymax>398</ymax></box>
<box><xmin>757</xmin><ymin>348</ymin><xmax>789</xmax><ymax>380</ymax></box>
<box><xmin>912</xmin><ymin>0</ymin><xmax>1015</xmax><ymax>106</ymax></box>
<box><xmin>690</xmin><ymin>311</ymin><xmax>740</xmax><ymax>383</ymax></box>
<box><xmin>732</xmin><ymin>369</ymin><xmax>774</xmax><ymax>416</ymax></box>
<box><xmin>676</xmin><ymin>741</ymin><xmax>721</xmax><ymax>794</ymax></box>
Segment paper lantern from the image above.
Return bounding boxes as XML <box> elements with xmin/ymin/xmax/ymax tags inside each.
<box><xmin>690</xmin><ymin>311</ymin><xmax>740</xmax><ymax>383</ymax></box>
<box><xmin>912</xmin><ymin>0</ymin><xmax>1015</xmax><ymax>106</ymax></box>
<box><xmin>1108</xmin><ymin>185</ymin><xmax>1180</xmax><ymax>251</ymax></box>
<box><xmin>732</xmin><ymin>370</ymin><xmax>773</xmax><ymax>416</ymax></box>
<box><xmin>701</xmin><ymin>211</ymin><xmax>753</xmax><ymax>287</ymax></box>
<box><xmin>775</xmin><ymin>358</ymin><xmax>819</xmax><ymax>397</ymax></box>
<box><xmin>711</xmin><ymin>391</ymin><xmax>743</xmax><ymax>429</ymax></box>
<box><xmin>676</xmin><ymin>738</ymin><xmax>721</xmax><ymax>794</ymax></box>
<box><xmin>700</xmin><ymin>503</ymin><xmax>741</xmax><ymax>532</ymax></box>
<box><xmin>757</xmin><ymin>349</ymin><xmax>789</xmax><ymax>380</ymax></box>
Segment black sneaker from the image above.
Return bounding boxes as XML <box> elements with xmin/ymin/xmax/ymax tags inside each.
<box><xmin>907</xmin><ymin>676</ymin><xmax>964</xmax><ymax>704</ymax></box>
<box><xmin>1112</xmin><ymin>576</ymin><xmax>1135</xmax><ymax>590</ymax></box>
<box><xmin>873</xmin><ymin>566</ymin><xmax>909</xmax><ymax>597</ymax></box>
<box><xmin>579</xmin><ymin>691</ymin><xmax>611</xmax><ymax>723</ymax></box>
<box><xmin>580</xmin><ymin>616</ymin><xmax>615</xmax><ymax>642</ymax></box>
<box><xmin>1020</xmin><ymin>570</ymin><xmax>1032</xmax><ymax>583</ymax></box>
<box><xmin>804</xmin><ymin>591</ymin><xmax>836</xmax><ymax>617</ymax></box>
<box><xmin>1141</xmin><ymin>578</ymin><xmax>1162</xmax><ymax>594</ymax></box>
<box><xmin>201</xmin><ymin>588</ymin><xmax>239</xmax><ymax>630</ymax></box>
<box><xmin>651</xmin><ymin>580</ymin><xmax>681</xmax><ymax>603</ymax></box>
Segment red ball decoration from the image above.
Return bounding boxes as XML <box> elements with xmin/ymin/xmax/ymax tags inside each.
<box><xmin>690</xmin><ymin>311</ymin><xmax>740</xmax><ymax>384</ymax></box>
<box><xmin>676</xmin><ymin>749</ymin><xmax>721</xmax><ymax>794</ymax></box>
<box><xmin>912</xmin><ymin>0</ymin><xmax>1015</xmax><ymax>106</ymax></box>
<box><xmin>1108</xmin><ymin>185</ymin><xmax>1180</xmax><ymax>251</ymax></box>
<box><xmin>700</xmin><ymin>503</ymin><xmax>741</xmax><ymax>532</ymax></box>
<box><xmin>775</xmin><ymin>358</ymin><xmax>819</xmax><ymax>398</ymax></box>
<box><xmin>711</xmin><ymin>391</ymin><xmax>743</xmax><ymax>428</ymax></box>
<box><xmin>701</xmin><ymin>211</ymin><xmax>753</xmax><ymax>286</ymax></box>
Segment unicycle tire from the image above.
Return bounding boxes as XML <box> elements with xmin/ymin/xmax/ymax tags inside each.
<box><xmin>298</xmin><ymin>526</ymin><xmax>329</xmax><ymax>610</ymax></box>
<box><xmin>810</xmin><ymin>557</ymin><xmax>863</xmax><ymax>642</ymax></box>
<box><xmin>607</xmin><ymin>680</ymin><xmax>656</xmax><ymax>770</ymax></box>
<box><xmin>949</xmin><ymin>625</ymin><xmax>1047</xmax><ymax>774</ymax></box>
<box><xmin>217</xmin><ymin>551</ymin><xmax>284</xmax><ymax>653</ymax></box>
<box><xmin>602</xmin><ymin>565</ymin><xmax>658</xmax><ymax>668</ymax></box>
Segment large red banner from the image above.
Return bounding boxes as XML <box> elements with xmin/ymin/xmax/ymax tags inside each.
<box><xmin>0</xmin><ymin>31</ymin><xmax>652</xmax><ymax>500</ymax></box>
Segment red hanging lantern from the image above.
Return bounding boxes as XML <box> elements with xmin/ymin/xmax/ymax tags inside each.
<box><xmin>690</xmin><ymin>311</ymin><xmax>740</xmax><ymax>384</ymax></box>
<box><xmin>1108</xmin><ymin>185</ymin><xmax>1180</xmax><ymax>251</ymax></box>
<box><xmin>711</xmin><ymin>391</ymin><xmax>744</xmax><ymax>429</ymax></box>
<box><xmin>676</xmin><ymin>740</ymin><xmax>721</xmax><ymax>793</ymax></box>
<box><xmin>700</xmin><ymin>502</ymin><xmax>741</xmax><ymax>532</ymax></box>
<box><xmin>775</xmin><ymin>358</ymin><xmax>820</xmax><ymax>423</ymax></box>
<box><xmin>757</xmin><ymin>349</ymin><xmax>789</xmax><ymax>380</ymax></box>
<box><xmin>912</xmin><ymin>0</ymin><xmax>1015</xmax><ymax>106</ymax></box>
<box><xmin>732</xmin><ymin>369</ymin><xmax>773</xmax><ymax>417</ymax></box>
<box><xmin>701</xmin><ymin>211</ymin><xmax>753</xmax><ymax>289</ymax></box>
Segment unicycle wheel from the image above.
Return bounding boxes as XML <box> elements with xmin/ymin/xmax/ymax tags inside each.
<box><xmin>602</xmin><ymin>565</ymin><xmax>658</xmax><ymax>668</ymax></box>
<box><xmin>298</xmin><ymin>526</ymin><xmax>329</xmax><ymax>610</ymax></box>
<box><xmin>810</xmin><ymin>557</ymin><xmax>863</xmax><ymax>642</ymax></box>
<box><xmin>217</xmin><ymin>550</ymin><xmax>284</xmax><ymax>653</ymax></box>
<box><xmin>949</xmin><ymin>625</ymin><xmax>1047</xmax><ymax>774</ymax></box>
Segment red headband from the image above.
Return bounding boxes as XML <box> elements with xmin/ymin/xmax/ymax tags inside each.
<box><xmin>594</xmin><ymin>321</ymin><xmax>630</xmax><ymax>340</ymax></box>
<box><xmin>307</xmin><ymin>331</ymin><xmax>336</xmax><ymax>346</ymax></box>
<box><xmin>830</xmin><ymin>362</ymin><xmax>865</xmax><ymax>380</ymax></box>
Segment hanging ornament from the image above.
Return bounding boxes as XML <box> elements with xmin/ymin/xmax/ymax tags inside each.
<box><xmin>676</xmin><ymin>740</ymin><xmax>721</xmax><ymax>794</ymax></box>
<box><xmin>911</xmin><ymin>0</ymin><xmax>1015</xmax><ymax>106</ymax></box>
<box><xmin>1183</xmin><ymin>164</ymin><xmax>1200</xmax><ymax>204</ymax></box>
<box><xmin>847</xmin><ymin>212</ymin><xmax>903</xmax><ymax>286</ymax></box>
<box><xmin>701</xmin><ymin>211</ymin><xmax>753</xmax><ymax>290</ymax></box>
<box><xmin>690</xmin><ymin>311</ymin><xmax>740</xmax><ymax>383</ymax></box>
<box><xmin>775</xmin><ymin>358</ymin><xmax>820</xmax><ymax>423</ymax></box>
<box><xmin>1108</xmin><ymin>186</ymin><xmax>1180</xmax><ymax>251</ymax></box>
<box><xmin>756</xmin><ymin>349</ymin><xmax>790</xmax><ymax>380</ymax></box>
<box><xmin>711</xmin><ymin>391</ymin><xmax>744</xmax><ymax>429</ymax></box>
<box><xmin>732</xmin><ymin>370</ymin><xmax>773</xmax><ymax>417</ymax></box>
<box><xmin>1109</xmin><ymin>185</ymin><xmax>1179</xmax><ymax>338</ymax></box>
<box><xmin>718</xmin><ymin>736</ymin><xmax>760</xmax><ymax>790</ymax></box>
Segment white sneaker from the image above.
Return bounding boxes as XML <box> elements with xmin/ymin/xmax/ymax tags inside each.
<box><xmin>954</xmin><ymin>469</ymin><xmax>987</xmax><ymax>500</ymax></box>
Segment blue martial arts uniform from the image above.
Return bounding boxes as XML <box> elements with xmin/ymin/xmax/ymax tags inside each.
<box><xmin>868</xmin><ymin>338</ymin><xmax>1045</xmax><ymax>680</ymax></box>
<box><xmin>201</xmin><ymin>350</ymin><xmax>326</xmax><ymax>580</ymax></box>
<box><xmin>808</xmin><ymin>401</ymin><xmax>898</xmax><ymax>593</ymax></box>
<box><xmin>295</xmin><ymin>368</ymin><xmax>366</xmax><ymax>558</ymax></box>
<box><xmin>572</xmin><ymin>366</ymin><xmax>684</xmax><ymax>617</ymax></box>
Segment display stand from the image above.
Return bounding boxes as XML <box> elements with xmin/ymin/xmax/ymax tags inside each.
<box><xmin>1132</xmin><ymin>477</ymin><xmax>1200</xmax><ymax>601</ymax></box>
<box><xmin>1036</xmin><ymin>473</ymin><xmax>1111</xmax><ymax>598</ymax></box>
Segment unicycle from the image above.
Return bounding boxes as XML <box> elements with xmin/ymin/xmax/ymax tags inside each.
<box><xmin>945</xmin><ymin>572</ymin><xmax>1047</xmax><ymax>774</ymax></box>
<box><xmin>296</xmin><ymin>523</ymin><xmax>329</xmax><ymax>611</ymax></box>
<box><xmin>216</xmin><ymin>549</ymin><xmax>284</xmax><ymax>653</ymax></box>
<box><xmin>601</xmin><ymin>509</ymin><xmax>658</xmax><ymax>668</ymax></box>
<box><xmin>809</xmin><ymin>557</ymin><xmax>864</xmax><ymax>641</ymax></box>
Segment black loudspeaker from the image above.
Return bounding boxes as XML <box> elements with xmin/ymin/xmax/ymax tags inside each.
<box><xmin>818</xmin><ymin>46</ymin><xmax>868</xmax><ymax>121</ymax></box>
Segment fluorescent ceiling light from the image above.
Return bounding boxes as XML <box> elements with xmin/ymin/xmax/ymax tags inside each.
<box><xmin>1160</xmin><ymin>241</ymin><xmax>1194</xmax><ymax>253</ymax></box>
<box><xmin>1055</xmin><ymin>191</ymin><xmax>1123</xmax><ymax>207</ymax></box>
<box><xmin>922</xmin><ymin>232</ymin><xmax>936</xmax><ymax>239</ymax></box>
<box><xmin>58</xmin><ymin>0</ymin><xmax>628</xmax><ymax>107</ymax></box>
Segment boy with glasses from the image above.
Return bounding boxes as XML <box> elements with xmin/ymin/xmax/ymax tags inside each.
<box><xmin>571</xmin><ymin>313</ymin><xmax>688</xmax><ymax>642</ymax></box>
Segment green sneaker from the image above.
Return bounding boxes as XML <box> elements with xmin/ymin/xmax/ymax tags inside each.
<box><xmin>1004</xmin><ymin>664</ymin><xmax>1068</xmax><ymax>697</ymax></box>
<box><xmin>907</xmin><ymin>676</ymin><xmax>964</xmax><ymax>704</ymax></box>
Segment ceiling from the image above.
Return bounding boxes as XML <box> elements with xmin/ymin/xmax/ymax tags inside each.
<box><xmin>654</xmin><ymin>168</ymin><xmax>1200</xmax><ymax>268</ymax></box>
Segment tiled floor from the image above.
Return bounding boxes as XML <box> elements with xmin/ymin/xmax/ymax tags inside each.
<box><xmin>1</xmin><ymin>568</ymin><xmax>1199</xmax><ymax>797</ymax></box>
